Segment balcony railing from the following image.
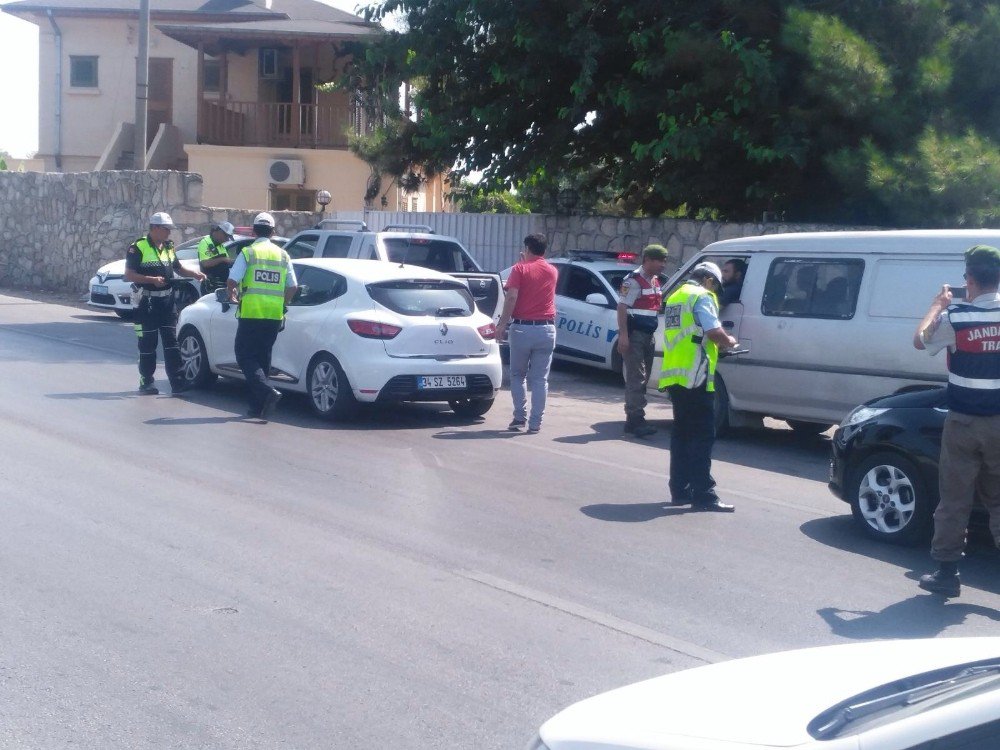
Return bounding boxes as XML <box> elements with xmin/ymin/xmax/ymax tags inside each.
<box><xmin>198</xmin><ymin>100</ymin><xmax>362</xmax><ymax>148</ymax></box>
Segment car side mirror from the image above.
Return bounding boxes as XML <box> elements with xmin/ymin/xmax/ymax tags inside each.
<box><xmin>214</xmin><ymin>287</ymin><xmax>231</xmax><ymax>312</ymax></box>
<box><xmin>585</xmin><ymin>292</ymin><xmax>610</xmax><ymax>306</ymax></box>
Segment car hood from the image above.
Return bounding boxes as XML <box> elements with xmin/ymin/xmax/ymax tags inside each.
<box><xmin>868</xmin><ymin>387</ymin><xmax>947</xmax><ymax>410</ymax></box>
<box><xmin>540</xmin><ymin>638</ymin><xmax>1000</xmax><ymax>749</ymax></box>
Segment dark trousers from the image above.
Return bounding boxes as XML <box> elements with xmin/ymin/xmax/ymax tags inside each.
<box><xmin>667</xmin><ymin>383</ymin><xmax>719</xmax><ymax>502</ymax></box>
<box><xmin>623</xmin><ymin>328</ymin><xmax>655</xmax><ymax>421</ymax></box>
<box><xmin>135</xmin><ymin>296</ymin><xmax>181</xmax><ymax>386</ymax></box>
<box><xmin>234</xmin><ymin>318</ymin><xmax>281</xmax><ymax>411</ymax></box>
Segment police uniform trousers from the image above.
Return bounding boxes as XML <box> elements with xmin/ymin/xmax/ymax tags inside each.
<box><xmin>931</xmin><ymin>411</ymin><xmax>1000</xmax><ymax>561</ymax></box>
<box><xmin>666</xmin><ymin>383</ymin><xmax>719</xmax><ymax>503</ymax></box>
<box><xmin>135</xmin><ymin>295</ymin><xmax>182</xmax><ymax>387</ymax></box>
<box><xmin>623</xmin><ymin>328</ymin><xmax>656</xmax><ymax>421</ymax></box>
<box><xmin>234</xmin><ymin>318</ymin><xmax>282</xmax><ymax>411</ymax></box>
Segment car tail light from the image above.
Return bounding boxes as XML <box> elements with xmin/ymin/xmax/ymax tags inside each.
<box><xmin>617</xmin><ymin>252</ymin><xmax>638</xmax><ymax>263</ymax></box>
<box><xmin>477</xmin><ymin>323</ymin><xmax>497</xmax><ymax>340</ymax></box>
<box><xmin>348</xmin><ymin>319</ymin><xmax>402</xmax><ymax>339</ymax></box>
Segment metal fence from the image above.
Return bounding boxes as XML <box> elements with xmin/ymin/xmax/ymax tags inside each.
<box><xmin>332</xmin><ymin>211</ymin><xmax>541</xmax><ymax>272</ymax></box>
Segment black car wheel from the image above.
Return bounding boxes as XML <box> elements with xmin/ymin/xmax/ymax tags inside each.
<box><xmin>848</xmin><ymin>452</ymin><xmax>934</xmax><ymax>544</ymax></box>
<box><xmin>307</xmin><ymin>353</ymin><xmax>358</xmax><ymax>420</ymax></box>
<box><xmin>449</xmin><ymin>397</ymin><xmax>495</xmax><ymax>418</ymax></box>
<box><xmin>177</xmin><ymin>327</ymin><xmax>217</xmax><ymax>387</ymax></box>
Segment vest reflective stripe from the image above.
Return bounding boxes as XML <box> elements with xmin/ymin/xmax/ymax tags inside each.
<box><xmin>659</xmin><ymin>282</ymin><xmax>718</xmax><ymax>392</ymax></box>
<box><xmin>238</xmin><ymin>242</ymin><xmax>288</xmax><ymax>320</ymax></box>
<box><xmin>945</xmin><ymin>301</ymin><xmax>1000</xmax><ymax>415</ymax></box>
<box><xmin>133</xmin><ymin>237</ymin><xmax>176</xmax><ymax>290</ymax></box>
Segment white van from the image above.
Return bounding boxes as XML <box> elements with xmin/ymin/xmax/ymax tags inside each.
<box><xmin>663</xmin><ymin>230</ymin><xmax>1000</xmax><ymax>434</ymax></box>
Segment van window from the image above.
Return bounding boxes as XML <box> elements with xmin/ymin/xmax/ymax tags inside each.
<box><xmin>762</xmin><ymin>258</ymin><xmax>864</xmax><ymax>319</ymax></box>
<box><xmin>383</xmin><ymin>238</ymin><xmax>479</xmax><ymax>272</ymax></box>
<box><xmin>321</xmin><ymin>234</ymin><xmax>354</xmax><ymax>258</ymax></box>
<box><xmin>285</xmin><ymin>234</ymin><xmax>319</xmax><ymax>259</ymax></box>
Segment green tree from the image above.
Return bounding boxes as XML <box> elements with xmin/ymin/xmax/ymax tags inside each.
<box><xmin>345</xmin><ymin>0</ymin><xmax>1000</xmax><ymax>226</ymax></box>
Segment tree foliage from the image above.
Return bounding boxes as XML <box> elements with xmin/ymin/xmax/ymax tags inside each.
<box><xmin>344</xmin><ymin>0</ymin><xmax>1000</xmax><ymax>226</ymax></box>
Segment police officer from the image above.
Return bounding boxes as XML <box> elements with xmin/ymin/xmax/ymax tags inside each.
<box><xmin>123</xmin><ymin>212</ymin><xmax>206</xmax><ymax>395</ymax></box>
<box><xmin>198</xmin><ymin>220</ymin><xmax>235</xmax><ymax>293</ymax></box>
<box><xmin>913</xmin><ymin>245</ymin><xmax>1000</xmax><ymax>597</ymax></box>
<box><xmin>226</xmin><ymin>212</ymin><xmax>298</xmax><ymax>420</ymax></box>
<box><xmin>659</xmin><ymin>261</ymin><xmax>737</xmax><ymax>511</ymax></box>
<box><xmin>617</xmin><ymin>244</ymin><xmax>667</xmax><ymax>437</ymax></box>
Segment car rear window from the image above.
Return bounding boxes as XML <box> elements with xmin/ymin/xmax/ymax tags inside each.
<box><xmin>367</xmin><ymin>279</ymin><xmax>475</xmax><ymax>317</ymax></box>
<box><xmin>383</xmin><ymin>238</ymin><xmax>478</xmax><ymax>272</ymax></box>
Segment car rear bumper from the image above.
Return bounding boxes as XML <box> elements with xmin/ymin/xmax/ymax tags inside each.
<box><xmin>344</xmin><ymin>353</ymin><xmax>502</xmax><ymax>403</ymax></box>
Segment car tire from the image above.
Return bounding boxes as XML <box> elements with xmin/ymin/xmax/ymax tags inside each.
<box><xmin>713</xmin><ymin>374</ymin><xmax>731</xmax><ymax>437</ymax></box>
<box><xmin>787</xmin><ymin>419</ymin><xmax>833</xmax><ymax>436</ymax></box>
<box><xmin>449</xmin><ymin>397</ymin><xmax>495</xmax><ymax>418</ymax></box>
<box><xmin>174</xmin><ymin>283</ymin><xmax>200</xmax><ymax>313</ymax></box>
<box><xmin>306</xmin><ymin>353</ymin><xmax>358</xmax><ymax>420</ymax></box>
<box><xmin>177</xmin><ymin>326</ymin><xmax>216</xmax><ymax>387</ymax></box>
<box><xmin>115</xmin><ymin>309</ymin><xmax>134</xmax><ymax>320</ymax></box>
<box><xmin>847</xmin><ymin>452</ymin><xmax>934</xmax><ymax>545</ymax></box>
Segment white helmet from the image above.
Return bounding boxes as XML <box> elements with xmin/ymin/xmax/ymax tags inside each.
<box><xmin>149</xmin><ymin>211</ymin><xmax>175</xmax><ymax>228</ymax></box>
<box><xmin>691</xmin><ymin>261</ymin><xmax>723</xmax><ymax>286</ymax></box>
<box><xmin>253</xmin><ymin>211</ymin><xmax>276</xmax><ymax>228</ymax></box>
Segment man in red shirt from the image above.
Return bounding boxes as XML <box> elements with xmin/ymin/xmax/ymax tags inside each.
<box><xmin>496</xmin><ymin>233</ymin><xmax>558</xmax><ymax>433</ymax></box>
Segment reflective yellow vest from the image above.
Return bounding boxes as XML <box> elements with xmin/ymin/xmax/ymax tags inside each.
<box><xmin>659</xmin><ymin>281</ymin><xmax>719</xmax><ymax>392</ymax></box>
<box><xmin>197</xmin><ymin>235</ymin><xmax>227</xmax><ymax>261</ymax></box>
<box><xmin>238</xmin><ymin>241</ymin><xmax>288</xmax><ymax>320</ymax></box>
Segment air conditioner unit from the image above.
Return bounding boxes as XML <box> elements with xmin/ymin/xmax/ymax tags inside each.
<box><xmin>267</xmin><ymin>159</ymin><xmax>305</xmax><ymax>185</ymax></box>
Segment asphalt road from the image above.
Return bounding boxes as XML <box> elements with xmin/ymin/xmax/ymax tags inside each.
<box><xmin>2</xmin><ymin>292</ymin><xmax>999</xmax><ymax>749</ymax></box>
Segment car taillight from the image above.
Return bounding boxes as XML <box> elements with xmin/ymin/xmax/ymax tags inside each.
<box><xmin>348</xmin><ymin>319</ymin><xmax>402</xmax><ymax>339</ymax></box>
<box><xmin>478</xmin><ymin>323</ymin><xmax>497</xmax><ymax>340</ymax></box>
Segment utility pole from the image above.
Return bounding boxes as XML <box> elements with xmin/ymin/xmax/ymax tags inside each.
<box><xmin>133</xmin><ymin>0</ymin><xmax>149</xmax><ymax>169</ymax></box>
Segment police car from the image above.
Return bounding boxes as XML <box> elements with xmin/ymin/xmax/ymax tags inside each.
<box><xmin>176</xmin><ymin>258</ymin><xmax>501</xmax><ymax>419</ymax></box>
<box><xmin>529</xmin><ymin>637</ymin><xmax>1000</xmax><ymax>749</ymax></box>
<box><xmin>87</xmin><ymin>235</ymin><xmax>286</xmax><ymax>318</ymax></box>
<box><xmin>501</xmin><ymin>250</ymin><xmax>665</xmax><ymax>373</ymax></box>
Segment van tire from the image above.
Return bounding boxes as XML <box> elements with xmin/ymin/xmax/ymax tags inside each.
<box><xmin>714</xmin><ymin>375</ymin><xmax>730</xmax><ymax>436</ymax></box>
<box><xmin>847</xmin><ymin>452</ymin><xmax>934</xmax><ymax>545</ymax></box>
<box><xmin>787</xmin><ymin>419</ymin><xmax>832</xmax><ymax>436</ymax></box>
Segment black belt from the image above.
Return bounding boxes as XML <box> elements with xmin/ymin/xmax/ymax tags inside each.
<box><xmin>512</xmin><ymin>318</ymin><xmax>555</xmax><ymax>325</ymax></box>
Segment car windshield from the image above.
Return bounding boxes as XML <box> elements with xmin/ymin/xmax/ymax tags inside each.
<box><xmin>383</xmin><ymin>238</ymin><xmax>478</xmax><ymax>273</ymax></box>
<box><xmin>367</xmin><ymin>279</ymin><xmax>474</xmax><ymax>317</ymax></box>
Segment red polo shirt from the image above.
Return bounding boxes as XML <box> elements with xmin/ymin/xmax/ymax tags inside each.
<box><xmin>506</xmin><ymin>255</ymin><xmax>557</xmax><ymax>320</ymax></box>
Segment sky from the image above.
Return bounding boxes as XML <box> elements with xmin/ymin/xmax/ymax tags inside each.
<box><xmin>0</xmin><ymin>0</ymin><xmax>374</xmax><ymax>159</ymax></box>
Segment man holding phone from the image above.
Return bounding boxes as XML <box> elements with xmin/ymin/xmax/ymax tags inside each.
<box><xmin>913</xmin><ymin>245</ymin><xmax>1000</xmax><ymax>597</ymax></box>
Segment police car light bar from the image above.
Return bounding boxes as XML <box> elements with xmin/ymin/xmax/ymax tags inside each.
<box><xmin>617</xmin><ymin>252</ymin><xmax>638</xmax><ymax>263</ymax></box>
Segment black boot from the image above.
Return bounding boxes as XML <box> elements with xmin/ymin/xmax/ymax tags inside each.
<box><xmin>918</xmin><ymin>562</ymin><xmax>960</xmax><ymax>597</ymax></box>
<box><xmin>625</xmin><ymin>417</ymin><xmax>656</xmax><ymax>438</ymax></box>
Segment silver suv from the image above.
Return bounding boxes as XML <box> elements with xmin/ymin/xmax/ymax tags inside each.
<box><xmin>282</xmin><ymin>221</ymin><xmax>503</xmax><ymax>319</ymax></box>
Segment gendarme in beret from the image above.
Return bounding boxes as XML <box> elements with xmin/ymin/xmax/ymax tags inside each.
<box><xmin>965</xmin><ymin>244</ymin><xmax>1000</xmax><ymax>268</ymax></box>
<box><xmin>642</xmin><ymin>244</ymin><xmax>668</xmax><ymax>260</ymax></box>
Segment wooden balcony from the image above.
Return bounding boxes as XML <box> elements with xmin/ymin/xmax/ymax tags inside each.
<box><xmin>198</xmin><ymin>100</ymin><xmax>362</xmax><ymax>149</ymax></box>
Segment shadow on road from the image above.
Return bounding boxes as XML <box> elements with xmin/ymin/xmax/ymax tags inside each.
<box><xmin>48</xmin><ymin>390</ymin><xmax>143</xmax><ymax>400</ymax></box>
<box><xmin>145</xmin><ymin>416</ymin><xmax>246</xmax><ymax>426</ymax></box>
<box><xmin>801</xmin><ymin>515</ymin><xmax>1000</xmax><ymax>598</ymax></box>
<box><xmin>817</xmin><ymin>596</ymin><xmax>1000</xmax><ymax>640</ymax></box>
<box><xmin>553</xmin><ymin>420</ymin><xmax>631</xmax><ymax>444</ymax></box>
<box><xmin>580</xmin><ymin>502</ymin><xmax>671</xmax><ymax>522</ymax></box>
<box><xmin>433</xmin><ymin>429</ymin><xmax>521</xmax><ymax>440</ymax></box>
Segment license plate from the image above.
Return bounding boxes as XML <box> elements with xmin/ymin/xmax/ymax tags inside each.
<box><xmin>92</xmin><ymin>284</ymin><xmax>108</xmax><ymax>295</ymax></box>
<box><xmin>417</xmin><ymin>375</ymin><xmax>466</xmax><ymax>389</ymax></box>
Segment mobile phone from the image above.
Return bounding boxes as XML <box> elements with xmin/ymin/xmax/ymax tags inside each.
<box><xmin>951</xmin><ymin>286</ymin><xmax>967</xmax><ymax>299</ymax></box>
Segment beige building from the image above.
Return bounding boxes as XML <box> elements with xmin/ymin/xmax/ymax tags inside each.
<box><xmin>1</xmin><ymin>0</ymin><xmax>448</xmax><ymax>212</ymax></box>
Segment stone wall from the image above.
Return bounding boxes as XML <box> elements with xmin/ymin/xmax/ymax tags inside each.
<box><xmin>537</xmin><ymin>215</ymin><xmax>867</xmax><ymax>274</ymax></box>
<box><xmin>0</xmin><ymin>170</ymin><xmax>321</xmax><ymax>292</ymax></box>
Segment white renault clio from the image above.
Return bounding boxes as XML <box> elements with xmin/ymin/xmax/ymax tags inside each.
<box><xmin>176</xmin><ymin>258</ymin><xmax>501</xmax><ymax>419</ymax></box>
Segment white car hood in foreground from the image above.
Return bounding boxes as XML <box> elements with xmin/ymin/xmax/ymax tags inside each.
<box><xmin>540</xmin><ymin>638</ymin><xmax>1000</xmax><ymax>749</ymax></box>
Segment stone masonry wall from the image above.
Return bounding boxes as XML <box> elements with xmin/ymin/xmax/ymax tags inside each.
<box><xmin>537</xmin><ymin>215</ymin><xmax>869</xmax><ymax>275</ymax></box>
<box><xmin>0</xmin><ymin>170</ymin><xmax>321</xmax><ymax>293</ymax></box>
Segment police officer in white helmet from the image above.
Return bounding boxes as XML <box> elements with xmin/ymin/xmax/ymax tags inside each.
<box><xmin>123</xmin><ymin>211</ymin><xmax>206</xmax><ymax>395</ymax></box>
<box><xmin>659</xmin><ymin>261</ymin><xmax>737</xmax><ymax>511</ymax></box>
<box><xmin>227</xmin><ymin>212</ymin><xmax>298</xmax><ymax>420</ymax></box>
